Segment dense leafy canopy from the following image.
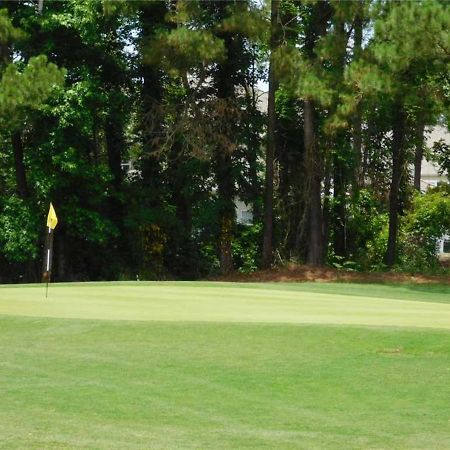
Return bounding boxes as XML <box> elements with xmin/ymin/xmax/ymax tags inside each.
<box><xmin>0</xmin><ymin>0</ymin><xmax>449</xmax><ymax>282</ymax></box>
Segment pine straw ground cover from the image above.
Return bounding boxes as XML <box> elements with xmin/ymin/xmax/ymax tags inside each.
<box><xmin>215</xmin><ymin>264</ymin><xmax>450</xmax><ymax>285</ymax></box>
<box><xmin>0</xmin><ymin>282</ymin><xmax>449</xmax><ymax>449</ymax></box>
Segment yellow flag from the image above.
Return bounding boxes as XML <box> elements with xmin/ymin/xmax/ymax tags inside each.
<box><xmin>47</xmin><ymin>203</ymin><xmax>58</xmax><ymax>229</ymax></box>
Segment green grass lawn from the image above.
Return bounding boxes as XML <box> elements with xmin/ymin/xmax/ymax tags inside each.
<box><xmin>0</xmin><ymin>282</ymin><xmax>449</xmax><ymax>449</ymax></box>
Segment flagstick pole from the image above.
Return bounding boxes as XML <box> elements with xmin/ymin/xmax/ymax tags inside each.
<box><xmin>43</xmin><ymin>203</ymin><xmax>57</xmax><ymax>299</ymax></box>
<box><xmin>45</xmin><ymin>226</ymin><xmax>51</xmax><ymax>299</ymax></box>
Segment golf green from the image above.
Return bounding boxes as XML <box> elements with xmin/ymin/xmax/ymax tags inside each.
<box><xmin>1</xmin><ymin>281</ymin><xmax>450</xmax><ymax>328</ymax></box>
<box><xmin>0</xmin><ymin>282</ymin><xmax>449</xmax><ymax>449</ymax></box>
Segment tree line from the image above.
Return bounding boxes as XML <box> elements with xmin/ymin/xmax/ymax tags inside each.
<box><xmin>0</xmin><ymin>0</ymin><xmax>449</xmax><ymax>283</ymax></box>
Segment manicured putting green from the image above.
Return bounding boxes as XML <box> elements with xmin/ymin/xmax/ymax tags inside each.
<box><xmin>1</xmin><ymin>281</ymin><xmax>450</xmax><ymax>329</ymax></box>
<box><xmin>1</xmin><ymin>282</ymin><xmax>449</xmax><ymax>449</ymax></box>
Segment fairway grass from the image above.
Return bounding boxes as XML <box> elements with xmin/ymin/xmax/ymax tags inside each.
<box><xmin>0</xmin><ymin>282</ymin><xmax>450</xmax><ymax>449</ymax></box>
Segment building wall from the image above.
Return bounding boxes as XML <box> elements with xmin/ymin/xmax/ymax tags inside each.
<box><xmin>421</xmin><ymin>126</ymin><xmax>449</xmax><ymax>190</ymax></box>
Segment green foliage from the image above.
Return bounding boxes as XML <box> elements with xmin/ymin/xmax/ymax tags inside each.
<box><xmin>0</xmin><ymin>197</ymin><xmax>39</xmax><ymax>262</ymax></box>
<box><xmin>64</xmin><ymin>206</ymin><xmax>119</xmax><ymax>245</ymax></box>
<box><xmin>220</xmin><ymin>4</ymin><xmax>268</xmax><ymax>41</ymax></box>
<box><xmin>347</xmin><ymin>190</ymin><xmax>388</xmax><ymax>266</ymax></box>
<box><xmin>0</xmin><ymin>8</ymin><xmax>26</xmax><ymax>45</ymax></box>
<box><xmin>232</xmin><ymin>223</ymin><xmax>262</xmax><ymax>273</ymax></box>
<box><xmin>399</xmin><ymin>185</ymin><xmax>450</xmax><ymax>271</ymax></box>
<box><xmin>199</xmin><ymin>243</ymin><xmax>220</xmax><ymax>275</ymax></box>
<box><xmin>431</xmin><ymin>140</ymin><xmax>450</xmax><ymax>177</ymax></box>
<box><xmin>0</xmin><ymin>0</ymin><xmax>449</xmax><ymax>281</ymax></box>
<box><xmin>144</xmin><ymin>28</ymin><xmax>226</xmax><ymax>77</ymax></box>
<box><xmin>0</xmin><ymin>55</ymin><xmax>65</xmax><ymax>129</ymax></box>
<box><xmin>373</xmin><ymin>1</ymin><xmax>449</xmax><ymax>73</ymax></box>
<box><xmin>365</xmin><ymin>221</ymin><xmax>389</xmax><ymax>272</ymax></box>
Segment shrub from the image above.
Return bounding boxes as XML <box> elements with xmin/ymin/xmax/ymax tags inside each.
<box><xmin>232</xmin><ymin>223</ymin><xmax>262</xmax><ymax>273</ymax></box>
<box><xmin>399</xmin><ymin>184</ymin><xmax>450</xmax><ymax>272</ymax></box>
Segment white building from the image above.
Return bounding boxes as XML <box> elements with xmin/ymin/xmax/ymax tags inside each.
<box><xmin>421</xmin><ymin>126</ymin><xmax>449</xmax><ymax>190</ymax></box>
<box><xmin>235</xmin><ymin>198</ymin><xmax>253</xmax><ymax>225</ymax></box>
<box><xmin>421</xmin><ymin>126</ymin><xmax>450</xmax><ymax>261</ymax></box>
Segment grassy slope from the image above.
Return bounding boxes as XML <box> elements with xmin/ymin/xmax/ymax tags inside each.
<box><xmin>0</xmin><ymin>282</ymin><xmax>450</xmax><ymax>449</ymax></box>
<box><xmin>1</xmin><ymin>282</ymin><xmax>450</xmax><ymax>328</ymax></box>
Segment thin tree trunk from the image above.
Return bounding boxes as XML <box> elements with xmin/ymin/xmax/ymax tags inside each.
<box><xmin>385</xmin><ymin>104</ymin><xmax>406</xmax><ymax>267</ymax></box>
<box><xmin>332</xmin><ymin>18</ymin><xmax>349</xmax><ymax>258</ymax></box>
<box><xmin>213</xmin><ymin>1</ymin><xmax>244</xmax><ymax>274</ymax></box>
<box><xmin>12</xmin><ymin>131</ymin><xmax>29</xmax><ymax>199</ymax></box>
<box><xmin>333</xmin><ymin>149</ymin><xmax>347</xmax><ymax>257</ymax></box>
<box><xmin>243</xmin><ymin>75</ymin><xmax>261</xmax><ymax>221</ymax></box>
<box><xmin>216</xmin><ymin>151</ymin><xmax>234</xmax><ymax>274</ymax></box>
<box><xmin>322</xmin><ymin>158</ymin><xmax>332</xmax><ymax>262</ymax></box>
<box><xmin>140</xmin><ymin>1</ymin><xmax>166</xmax><ymax>196</ymax></box>
<box><xmin>105</xmin><ymin>108</ymin><xmax>124</xmax><ymax>191</ymax></box>
<box><xmin>304</xmin><ymin>99</ymin><xmax>324</xmax><ymax>266</ymax></box>
<box><xmin>413</xmin><ymin>118</ymin><xmax>425</xmax><ymax>191</ymax></box>
<box><xmin>262</xmin><ymin>0</ymin><xmax>280</xmax><ymax>269</ymax></box>
<box><xmin>353</xmin><ymin>3</ymin><xmax>363</xmax><ymax>189</ymax></box>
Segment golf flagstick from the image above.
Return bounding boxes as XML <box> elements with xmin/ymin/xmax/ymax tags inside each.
<box><xmin>43</xmin><ymin>203</ymin><xmax>58</xmax><ymax>298</ymax></box>
<box><xmin>45</xmin><ymin>226</ymin><xmax>52</xmax><ymax>298</ymax></box>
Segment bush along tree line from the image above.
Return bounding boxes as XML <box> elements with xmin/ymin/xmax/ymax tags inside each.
<box><xmin>0</xmin><ymin>0</ymin><xmax>449</xmax><ymax>283</ymax></box>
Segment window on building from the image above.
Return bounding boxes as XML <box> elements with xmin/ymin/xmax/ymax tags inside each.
<box><xmin>443</xmin><ymin>240</ymin><xmax>450</xmax><ymax>254</ymax></box>
<box><xmin>239</xmin><ymin>210</ymin><xmax>253</xmax><ymax>225</ymax></box>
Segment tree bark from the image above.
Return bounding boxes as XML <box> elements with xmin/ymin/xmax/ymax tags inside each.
<box><xmin>140</xmin><ymin>1</ymin><xmax>166</xmax><ymax>196</ymax></box>
<box><xmin>353</xmin><ymin>4</ymin><xmax>363</xmax><ymax>189</ymax></box>
<box><xmin>331</xmin><ymin>18</ymin><xmax>349</xmax><ymax>258</ymax></box>
<box><xmin>333</xmin><ymin>142</ymin><xmax>347</xmax><ymax>257</ymax></box>
<box><xmin>413</xmin><ymin>118</ymin><xmax>425</xmax><ymax>191</ymax></box>
<box><xmin>215</xmin><ymin>151</ymin><xmax>234</xmax><ymax>274</ymax></box>
<box><xmin>385</xmin><ymin>104</ymin><xmax>406</xmax><ymax>267</ymax></box>
<box><xmin>12</xmin><ymin>131</ymin><xmax>29</xmax><ymax>199</ymax></box>
<box><xmin>304</xmin><ymin>99</ymin><xmax>324</xmax><ymax>266</ymax></box>
<box><xmin>262</xmin><ymin>0</ymin><xmax>280</xmax><ymax>269</ymax></box>
<box><xmin>302</xmin><ymin>1</ymin><xmax>331</xmax><ymax>266</ymax></box>
<box><xmin>213</xmin><ymin>1</ymin><xmax>243</xmax><ymax>274</ymax></box>
<box><xmin>105</xmin><ymin>106</ymin><xmax>124</xmax><ymax>191</ymax></box>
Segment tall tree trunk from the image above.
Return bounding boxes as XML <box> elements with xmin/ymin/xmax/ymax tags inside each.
<box><xmin>247</xmin><ymin>123</ymin><xmax>261</xmax><ymax>220</ymax></box>
<box><xmin>213</xmin><ymin>1</ymin><xmax>244</xmax><ymax>274</ymax></box>
<box><xmin>140</xmin><ymin>1</ymin><xmax>166</xmax><ymax>197</ymax></box>
<box><xmin>304</xmin><ymin>99</ymin><xmax>324</xmax><ymax>265</ymax></box>
<box><xmin>138</xmin><ymin>2</ymin><xmax>168</xmax><ymax>278</ymax></box>
<box><xmin>167</xmin><ymin>139</ymin><xmax>196</xmax><ymax>277</ymax></box>
<box><xmin>322</xmin><ymin>160</ymin><xmax>332</xmax><ymax>261</ymax></box>
<box><xmin>302</xmin><ymin>1</ymin><xmax>331</xmax><ymax>266</ymax></box>
<box><xmin>272</xmin><ymin>6</ymin><xmax>303</xmax><ymax>260</ymax></box>
<box><xmin>244</xmin><ymin>77</ymin><xmax>262</xmax><ymax>221</ymax></box>
<box><xmin>413</xmin><ymin>118</ymin><xmax>425</xmax><ymax>191</ymax></box>
<box><xmin>104</xmin><ymin>100</ymin><xmax>126</xmax><ymax>264</ymax></box>
<box><xmin>262</xmin><ymin>0</ymin><xmax>280</xmax><ymax>268</ymax></box>
<box><xmin>12</xmin><ymin>131</ymin><xmax>29</xmax><ymax>199</ymax></box>
<box><xmin>353</xmin><ymin>2</ymin><xmax>364</xmax><ymax>189</ymax></box>
<box><xmin>331</xmin><ymin>17</ymin><xmax>349</xmax><ymax>259</ymax></box>
<box><xmin>216</xmin><ymin>151</ymin><xmax>234</xmax><ymax>274</ymax></box>
<box><xmin>333</xmin><ymin>146</ymin><xmax>347</xmax><ymax>257</ymax></box>
<box><xmin>385</xmin><ymin>104</ymin><xmax>406</xmax><ymax>267</ymax></box>
<box><xmin>105</xmin><ymin>105</ymin><xmax>124</xmax><ymax>191</ymax></box>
